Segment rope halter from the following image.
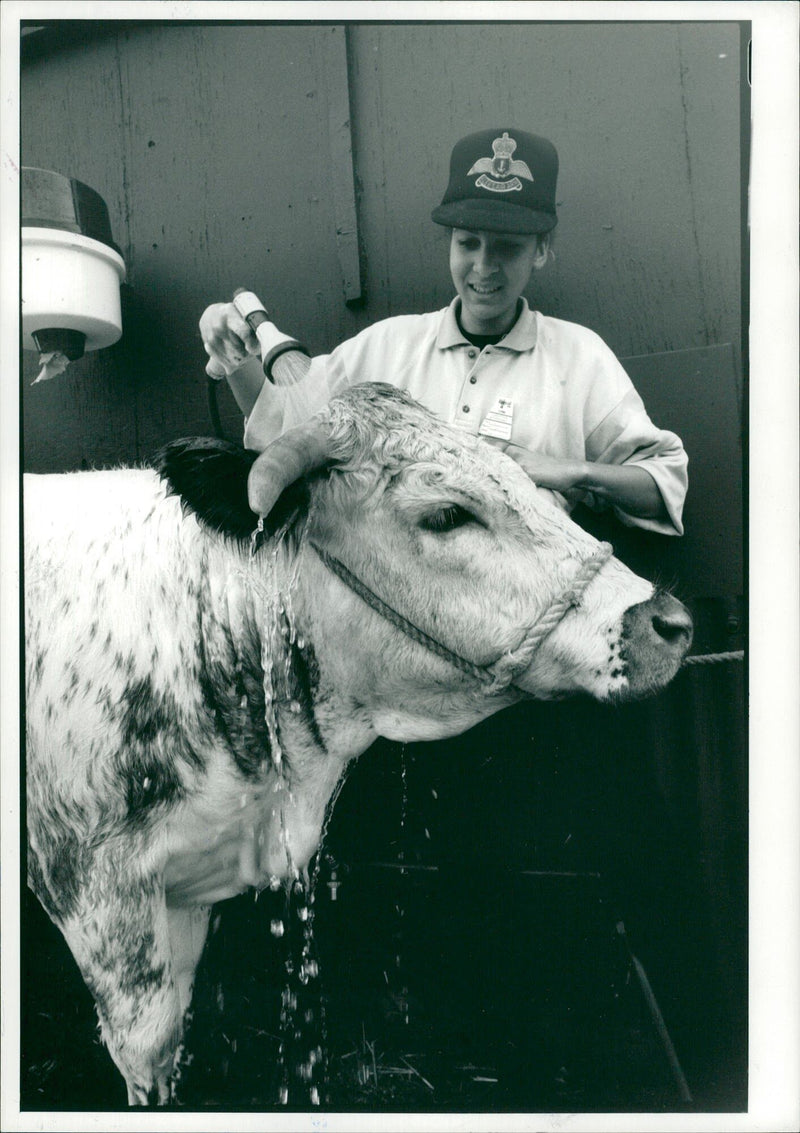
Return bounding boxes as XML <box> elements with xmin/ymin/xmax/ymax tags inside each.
<box><xmin>310</xmin><ymin>540</ymin><xmax>615</xmax><ymax>696</ymax></box>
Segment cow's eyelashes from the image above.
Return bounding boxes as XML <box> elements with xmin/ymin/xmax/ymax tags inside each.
<box><xmin>419</xmin><ymin>504</ymin><xmax>482</xmax><ymax>533</ymax></box>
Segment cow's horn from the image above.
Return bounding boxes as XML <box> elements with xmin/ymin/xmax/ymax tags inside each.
<box><xmin>247</xmin><ymin>416</ymin><xmax>332</xmax><ymax>517</ymax></box>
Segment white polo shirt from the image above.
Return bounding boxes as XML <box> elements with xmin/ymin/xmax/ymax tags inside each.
<box><xmin>243</xmin><ymin>298</ymin><xmax>687</xmax><ymax>535</ymax></box>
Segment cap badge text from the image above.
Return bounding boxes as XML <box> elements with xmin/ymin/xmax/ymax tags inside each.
<box><xmin>467</xmin><ymin>132</ymin><xmax>533</xmax><ymax>194</ymax></box>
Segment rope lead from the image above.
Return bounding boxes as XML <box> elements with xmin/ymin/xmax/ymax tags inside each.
<box><xmin>682</xmin><ymin>649</ymin><xmax>744</xmax><ymax>667</ymax></box>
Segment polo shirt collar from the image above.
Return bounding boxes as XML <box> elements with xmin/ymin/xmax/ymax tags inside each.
<box><xmin>436</xmin><ymin>296</ymin><xmax>538</xmax><ymax>352</ymax></box>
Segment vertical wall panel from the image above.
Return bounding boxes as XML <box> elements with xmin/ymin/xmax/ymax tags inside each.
<box><xmin>22</xmin><ymin>23</ymin><xmax>356</xmax><ymax>466</ymax></box>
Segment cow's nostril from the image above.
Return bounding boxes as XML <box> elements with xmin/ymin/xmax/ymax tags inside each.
<box><xmin>652</xmin><ymin>610</ymin><xmax>692</xmax><ymax>645</ymax></box>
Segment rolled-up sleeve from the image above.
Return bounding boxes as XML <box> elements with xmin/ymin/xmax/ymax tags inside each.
<box><xmin>584</xmin><ymin>385</ymin><xmax>688</xmax><ymax>536</ymax></box>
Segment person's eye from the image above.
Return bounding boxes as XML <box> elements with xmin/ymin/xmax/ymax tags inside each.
<box><xmin>419</xmin><ymin>504</ymin><xmax>482</xmax><ymax>533</ymax></box>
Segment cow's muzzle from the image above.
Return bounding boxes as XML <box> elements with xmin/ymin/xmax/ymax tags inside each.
<box><xmin>621</xmin><ymin>591</ymin><xmax>693</xmax><ymax>697</ymax></box>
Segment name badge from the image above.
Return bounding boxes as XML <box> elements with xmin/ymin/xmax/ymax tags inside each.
<box><xmin>478</xmin><ymin>397</ymin><xmax>514</xmax><ymax>441</ymax></box>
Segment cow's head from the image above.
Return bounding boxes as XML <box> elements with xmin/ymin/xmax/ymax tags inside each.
<box><xmin>159</xmin><ymin>383</ymin><xmax>691</xmax><ymax>744</ymax></box>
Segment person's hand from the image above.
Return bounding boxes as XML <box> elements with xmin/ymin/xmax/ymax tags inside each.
<box><xmin>199</xmin><ymin>301</ymin><xmax>261</xmax><ymax>376</ymax></box>
<box><xmin>485</xmin><ymin>439</ymin><xmax>586</xmax><ymax>492</ymax></box>
<box><xmin>485</xmin><ymin>438</ymin><xmax>669</xmax><ymax>521</ymax></box>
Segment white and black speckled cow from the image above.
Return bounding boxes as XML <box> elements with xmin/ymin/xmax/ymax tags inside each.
<box><xmin>24</xmin><ymin>383</ymin><xmax>691</xmax><ymax>1105</ymax></box>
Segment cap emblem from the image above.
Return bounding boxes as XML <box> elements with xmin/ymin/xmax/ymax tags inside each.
<box><xmin>467</xmin><ymin>132</ymin><xmax>533</xmax><ymax>194</ymax></box>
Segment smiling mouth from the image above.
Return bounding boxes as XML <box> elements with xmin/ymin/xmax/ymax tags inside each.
<box><xmin>469</xmin><ymin>282</ymin><xmax>503</xmax><ymax>296</ymax></box>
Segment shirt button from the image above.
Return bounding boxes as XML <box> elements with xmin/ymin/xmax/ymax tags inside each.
<box><xmin>468</xmin><ymin>349</ymin><xmax>477</xmax><ymax>359</ymax></box>
<box><xmin>462</xmin><ymin>405</ymin><xmax>470</xmax><ymax>413</ymax></box>
<box><xmin>469</xmin><ymin>375</ymin><xmax>477</xmax><ymax>384</ymax></box>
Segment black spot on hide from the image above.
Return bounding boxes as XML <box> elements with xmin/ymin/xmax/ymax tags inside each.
<box><xmin>119</xmin><ymin>677</ymin><xmax>179</xmax><ymax>749</ymax></box>
<box><xmin>153</xmin><ymin>437</ymin><xmax>309</xmax><ymax>545</ymax></box>
<box><xmin>123</xmin><ymin>758</ymin><xmax>185</xmax><ymax>822</ymax></box>
<box><xmin>195</xmin><ymin>617</ymin><xmax>325</xmax><ymax>777</ymax></box>
<box><xmin>27</xmin><ymin>827</ymin><xmax>93</xmax><ymax>922</ymax></box>
<box><xmin>286</xmin><ymin>638</ymin><xmax>326</xmax><ymax>754</ymax></box>
<box><xmin>196</xmin><ymin>645</ymin><xmax>273</xmax><ymax>780</ymax></box>
<box><xmin>113</xmin><ymin>677</ymin><xmax>202</xmax><ymax>826</ymax></box>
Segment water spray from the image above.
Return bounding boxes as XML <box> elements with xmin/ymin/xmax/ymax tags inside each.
<box><xmin>206</xmin><ymin>288</ymin><xmax>312</xmax><ymax>387</ymax></box>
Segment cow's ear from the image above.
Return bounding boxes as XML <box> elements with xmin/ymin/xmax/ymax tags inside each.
<box><xmin>154</xmin><ymin>438</ymin><xmax>307</xmax><ymax>543</ymax></box>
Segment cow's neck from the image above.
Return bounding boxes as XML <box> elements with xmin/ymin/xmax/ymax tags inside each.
<box><xmin>192</xmin><ymin>537</ymin><xmax>322</xmax><ymax>780</ymax></box>
<box><xmin>188</xmin><ymin>534</ymin><xmax>359</xmax><ymax>878</ymax></box>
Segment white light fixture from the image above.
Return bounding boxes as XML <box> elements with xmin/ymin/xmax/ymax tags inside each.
<box><xmin>22</xmin><ymin>167</ymin><xmax>126</xmax><ymax>381</ymax></box>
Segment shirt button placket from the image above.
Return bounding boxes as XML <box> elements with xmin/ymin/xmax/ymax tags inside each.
<box><xmin>462</xmin><ymin>347</ymin><xmax>480</xmax><ymax>418</ymax></box>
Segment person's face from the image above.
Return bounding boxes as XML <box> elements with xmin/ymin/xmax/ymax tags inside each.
<box><xmin>449</xmin><ymin>228</ymin><xmax>548</xmax><ymax>336</ymax></box>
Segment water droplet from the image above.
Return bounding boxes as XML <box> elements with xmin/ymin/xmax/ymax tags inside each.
<box><xmin>297</xmin><ymin>637</ymin><xmax>306</xmax><ymax>650</ymax></box>
<box><xmin>142</xmin><ymin>777</ymin><xmax>151</xmax><ymax>790</ymax></box>
<box><xmin>310</xmin><ymin>1086</ymin><xmax>320</xmax><ymax>1105</ymax></box>
<box><xmin>239</xmin><ymin>694</ymin><xmax>248</xmax><ymax>709</ymax></box>
<box><xmin>431</xmin><ymin>788</ymin><xmax>438</xmax><ymax>799</ymax></box>
<box><xmin>298</xmin><ymin>905</ymin><xmax>309</xmax><ymax>921</ymax></box>
<box><xmin>279</xmin><ymin>1086</ymin><xmax>289</xmax><ymax>1105</ymax></box>
<box><xmin>270</xmin><ymin>919</ymin><xmax>285</xmax><ymax>937</ymax></box>
<box><xmin>399</xmin><ymin>744</ymin><xmax>408</xmax><ymax>832</ymax></box>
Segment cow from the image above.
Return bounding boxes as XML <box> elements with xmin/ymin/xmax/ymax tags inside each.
<box><xmin>24</xmin><ymin>382</ymin><xmax>692</xmax><ymax>1105</ymax></box>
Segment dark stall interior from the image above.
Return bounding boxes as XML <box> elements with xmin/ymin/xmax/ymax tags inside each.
<box><xmin>19</xmin><ymin>19</ymin><xmax>747</xmax><ymax>1114</ymax></box>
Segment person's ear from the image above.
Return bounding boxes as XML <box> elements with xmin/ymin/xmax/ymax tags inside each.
<box><xmin>532</xmin><ymin>234</ymin><xmax>550</xmax><ymax>270</ymax></box>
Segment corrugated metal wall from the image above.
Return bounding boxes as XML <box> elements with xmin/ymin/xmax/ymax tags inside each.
<box><xmin>20</xmin><ymin>19</ymin><xmax>747</xmax><ymax>1108</ymax></box>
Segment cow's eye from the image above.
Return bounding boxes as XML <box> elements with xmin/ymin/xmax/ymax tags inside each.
<box><xmin>419</xmin><ymin>504</ymin><xmax>479</xmax><ymax>533</ymax></box>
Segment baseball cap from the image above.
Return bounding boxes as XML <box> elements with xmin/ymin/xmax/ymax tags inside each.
<box><xmin>431</xmin><ymin>129</ymin><xmax>559</xmax><ymax>234</ymax></box>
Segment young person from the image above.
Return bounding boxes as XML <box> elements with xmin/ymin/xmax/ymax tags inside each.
<box><xmin>199</xmin><ymin>128</ymin><xmax>687</xmax><ymax>535</ymax></box>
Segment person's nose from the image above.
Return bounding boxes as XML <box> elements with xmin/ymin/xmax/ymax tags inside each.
<box><xmin>473</xmin><ymin>244</ymin><xmax>498</xmax><ymax>278</ymax></box>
